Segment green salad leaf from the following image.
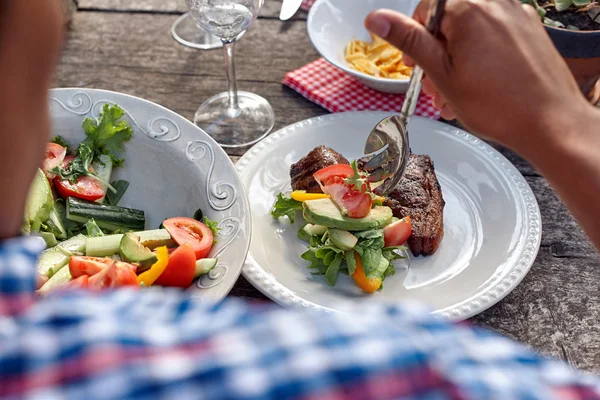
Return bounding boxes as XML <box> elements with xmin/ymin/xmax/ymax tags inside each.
<box><xmin>105</xmin><ymin>180</ymin><xmax>130</xmax><ymax>206</ymax></box>
<box><xmin>51</xmin><ymin>104</ymin><xmax>133</xmax><ymax>184</ymax></box>
<box><xmin>82</xmin><ymin>104</ymin><xmax>133</xmax><ymax>166</ymax></box>
<box><xmin>271</xmin><ymin>193</ymin><xmax>303</xmax><ymax>223</ymax></box>
<box><xmin>297</xmin><ymin>225</ymin><xmax>312</xmax><ymax>243</ymax></box>
<box><xmin>202</xmin><ymin>217</ymin><xmax>221</xmax><ymax>245</ymax></box>
<box><xmin>298</xmin><ymin>224</ymin><xmax>407</xmax><ymax>288</ymax></box>
<box><xmin>325</xmin><ymin>254</ymin><xmax>343</xmax><ymax>286</ymax></box>
<box><xmin>84</xmin><ymin>219</ymin><xmax>105</xmax><ymax>237</ymax></box>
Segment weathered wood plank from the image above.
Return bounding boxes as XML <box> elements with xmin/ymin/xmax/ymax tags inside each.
<box><xmin>471</xmin><ymin>175</ymin><xmax>600</xmax><ymax>372</ymax></box>
<box><xmin>77</xmin><ymin>0</ymin><xmax>309</xmax><ymax>19</ymax></box>
<box><xmin>472</xmin><ymin>246</ymin><xmax>600</xmax><ymax>373</ymax></box>
<box><xmin>56</xmin><ymin>12</ymin><xmax>324</xmax><ymax>155</ymax></box>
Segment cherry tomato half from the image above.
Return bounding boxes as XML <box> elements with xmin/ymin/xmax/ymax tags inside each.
<box><xmin>162</xmin><ymin>217</ymin><xmax>214</xmax><ymax>259</ymax></box>
<box><xmin>54</xmin><ymin>156</ymin><xmax>104</xmax><ymax>202</ymax></box>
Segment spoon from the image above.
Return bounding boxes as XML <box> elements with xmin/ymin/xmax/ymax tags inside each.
<box><xmin>359</xmin><ymin>0</ymin><xmax>446</xmax><ymax>196</ymax></box>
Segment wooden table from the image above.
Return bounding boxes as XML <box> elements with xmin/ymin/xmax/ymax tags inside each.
<box><xmin>60</xmin><ymin>0</ymin><xmax>600</xmax><ymax>374</ymax></box>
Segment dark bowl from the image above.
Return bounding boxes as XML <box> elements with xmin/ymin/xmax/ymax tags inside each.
<box><xmin>545</xmin><ymin>25</ymin><xmax>600</xmax><ymax>58</ymax></box>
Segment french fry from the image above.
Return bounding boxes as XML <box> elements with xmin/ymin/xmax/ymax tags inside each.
<box><xmin>344</xmin><ymin>36</ymin><xmax>412</xmax><ymax>80</ymax></box>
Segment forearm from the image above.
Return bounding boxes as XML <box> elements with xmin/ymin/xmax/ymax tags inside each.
<box><xmin>0</xmin><ymin>0</ymin><xmax>64</xmax><ymax>239</ymax></box>
<box><xmin>522</xmin><ymin>105</ymin><xmax>600</xmax><ymax>251</ymax></box>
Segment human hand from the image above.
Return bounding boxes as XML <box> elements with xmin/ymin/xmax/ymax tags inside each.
<box><xmin>364</xmin><ymin>0</ymin><xmax>593</xmax><ymax>153</ymax></box>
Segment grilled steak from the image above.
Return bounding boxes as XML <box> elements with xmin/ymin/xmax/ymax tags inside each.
<box><xmin>290</xmin><ymin>145</ymin><xmax>349</xmax><ymax>193</ymax></box>
<box><xmin>377</xmin><ymin>153</ymin><xmax>445</xmax><ymax>256</ymax></box>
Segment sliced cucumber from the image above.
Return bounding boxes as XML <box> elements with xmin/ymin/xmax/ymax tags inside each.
<box><xmin>47</xmin><ymin>208</ymin><xmax>68</xmax><ymax>240</ymax></box>
<box><xmin>66</xmin><ymin>197</ymin><xmax>145</xmax><ymax>232</ymax></box>
<box><xmin>303</xmin><ymin>224</ymin><xmax>328</xmax><ymax>236</ymax></box>
<box><xmin>39</xmin><ymin>232</ymin><xmax>58</xmax><ymax>248</ymax></box>
<box><xmin>86</xmin><ymin>229</ymin><xmax>174</xmax><ymax>257</ymax></box>
<box><xmin>119</xmin><ymin>233</ymin><xmax>158</xmax><ymax>265</ymax></box>
<box><xmin>24</xmin><ymin>168</ymin><xmax>54</xmax><ymax>232</ymax></box>
<box><xmin>36</xmin><ymin>234</ymin><xmax>86</xmax><ymax>278</ymax></box>
<box><xmin>93</xmin><ymin>155</ymin><xmax>113</xmax><ymax>203</ymax></box>
<box><xmin>38</xmin><ymin>266</ymin><xmax>72</xmax><ymax>294</ymax></box>
<box><xmin>195</xmin><ymin>258</ymin><xmax>217</xmax><ymax>278</ymax></box>
<box><xmin>329</xmin><ymin>229</ymin><xmax>358</xmax><ymax>251</ymax></box>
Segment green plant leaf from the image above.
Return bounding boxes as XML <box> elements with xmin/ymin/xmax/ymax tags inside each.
<box><xmin>271</xmin><ymin>193</ymin><xmax>303</xmax><ymax>223</ymax></box>
<box><xmin>345</xmin><ymin>250</ymin><xmax>357</xmax><ymax>276</ymax></box>
<box><xmin>554</xmin><ymin>0</ymin><xmax>572</xmax><ymax>11</ymax></box>
<box><xmin>84</xmin><ymin>219</ymin><xmax>105</xmax><ymax>237</ymax></box>
<box><xmin>105</xmin><ymin>180</ymin><xmax>129</xmax><ymax>206</ymax></box>
<box><xmin>298</xmin><ymin>225</ymin><xmax>312</xmax><ymax>243</ymax></box>
<box><xmin>324</xmin><ymin>254</ymin><xmax>343</xmax><ymax>286</ymax></box>
<box><xmin>544</xmin><ymin>17</ymin><xmax>565</xmax><ymax>27</ymax></box>
<box><xmin>302</xmin><ymin>250</ymin><xmax>327</xmax><ymax>274</ymax></box>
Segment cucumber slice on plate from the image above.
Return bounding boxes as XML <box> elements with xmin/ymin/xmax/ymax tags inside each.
<box><xmin>303</xmin><ymin>224</ymin><xmax>327</xmax><ymax>236</ymax></box>
<box><xmin>195</xmin><ymin>258</ymin><xmax>217</xmax><ymax>278</ymax></box>
<box><xmin>38</xmin><ymin>266</ymin><xmax>72</xmax><ymax>294</ymax></box>
<box><xmin>66</xmin><ymin>197</ymin><xmax>145</xmax><ymax>232</ymax></box>
<box><xmin>86</xmin><ymin>229</ymin><xmax>174</xmax><ymax>257</ymax></box>
<box><xmin>36</xmin><ymin>234</ymin><xmax>86</xmax><ymax>278</ymax></box>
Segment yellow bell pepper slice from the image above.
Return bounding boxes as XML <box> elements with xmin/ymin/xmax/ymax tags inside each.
<box><xmin>137</xmin><ymin>246</ymin><xmax>169</xmax><ymax>286</ymax></box>
<box><xmin>291</xmin><ymin>190</ymin><xmax>330</xmax><ymax>202</ymax></box>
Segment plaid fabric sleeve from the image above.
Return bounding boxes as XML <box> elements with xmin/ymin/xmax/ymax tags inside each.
<box><xmin>2</xmin><ymin>238</ymin><xmax>600</xmax><ymax>399</ymax></box>
<box><xmin>0</xmin><ymin>236</ymin><xmax>44</xmax><ymax>315</ymax></box>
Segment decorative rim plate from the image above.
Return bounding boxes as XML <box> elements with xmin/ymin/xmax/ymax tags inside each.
<box><xmin>237</xmin><ymin>112</ymin><xmax>542</xmax><ymax>320</ymax></box>
<box><xmin>49</xmin><ymin>88</ymin><xmax>251</xmax><ymax>303</ymax></box>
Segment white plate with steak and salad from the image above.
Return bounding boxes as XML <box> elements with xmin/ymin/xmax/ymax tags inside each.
<box><xmin>237</xmin><ymin>112</ymin><xmax>541</xmax><ymax>320</ymax></box>
<box><xmin>24</xmin><ymin>88</ymin><xmax>250</xmax><ymax>302</ymax></box>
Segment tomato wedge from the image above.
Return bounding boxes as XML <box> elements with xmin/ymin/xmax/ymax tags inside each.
<box><xmin>313</xmin><ymin>164</ymin><xmax>372</xmax><ymax>219</ymax></box>
<box><xmin>154</xmin><ymin>244</ymin><xmax>196</xmax><ymax>288</ymax></box>
<box><xmin>313</xmin><ymin>164</ymin><xmax>354</xmax><ymax>187</ymax></box>
<box><xmin>64</xmin><ymin>275</ymin><xmax>89</xmax><ymax>290</ymax></box>
<box><xmin>88</xmin><ymin>263</ymin><xmax>139</xmax><ymax>290</ymax></box>
<box><xmin>41</xmin><ymin>143</ymin><xmax>67</xmax><ymax>179</ymax></box>
<box><xmin>54</xmin><ymin>156</ymin><xmax>105</xmax><ymax>202</ymax></box>
<box><xmin>163</xmin><ymin>217</ymin><xmax>214</xmax><ymax>259</ymax></box>
<box><xmin>88</xmin><ymin>263</ymin><xmax>118</xmax><ymax>290</ymax></box>
<box><xmin>114</xmin><ymin>263</ymin><xmax>140</xmax><ymax>287</ymax></box>
<box><xmin>69</xmin><ymin>256</ymin><xmax>114</xmax><ymax>278</ymax></box>
<box><xmin>383</xmin><ymin>217</ymin><xmax>412</xmax><ymax>247</ymax></box>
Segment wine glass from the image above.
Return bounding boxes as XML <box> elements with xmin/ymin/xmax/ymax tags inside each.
<box><xmin>186</xmin><ymin>0</ymin><xmax>275</xmax><ymax>148</ymax></box>
<box><xmin>171</xmin><ymin>13</ymin><xmax>221</xmax><ymax>50</ymax></box>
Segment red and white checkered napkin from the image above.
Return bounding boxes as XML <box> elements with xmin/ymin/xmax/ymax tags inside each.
<box><xmin>300</xmin><ymin>0</ymin><xmax>315</xmax><ymax>10</ymax></box>
<box><xmin>283</xmin><ymin>58</ymin><xmax>440</xmax><ymax>117</ymax></box>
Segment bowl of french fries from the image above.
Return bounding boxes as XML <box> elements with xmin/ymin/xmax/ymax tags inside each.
<box><xmin>308</xmin><ymin>0</ymin><xmax>419</xmax><ymax>94</ymax></box>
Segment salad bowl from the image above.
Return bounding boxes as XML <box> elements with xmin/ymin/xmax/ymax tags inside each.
<box><xmin>47</xmin><ymin>88</ymin><xmax>251</xmax><ymax>302</ymax></box>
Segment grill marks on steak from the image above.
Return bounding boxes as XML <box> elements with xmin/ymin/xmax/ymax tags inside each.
<box><xmin>378</xmin><ymin>153</ymin><xmax>445</xmax><ymax>256</ymax></box>
<box><xmin>290</xmin><ymin>146</ymin><xmax>349</xmax><ymax>193</ymax></box>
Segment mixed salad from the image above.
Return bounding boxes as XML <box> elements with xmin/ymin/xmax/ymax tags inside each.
<box><xmin>25</xmin><ymin>104</ymin><xmax>219</xmax><ymax>293</ymax></box>
<box><xmin>272</xmin><ymin>161</ymin><xmax>412</xmax><ymax>293</ymax></box>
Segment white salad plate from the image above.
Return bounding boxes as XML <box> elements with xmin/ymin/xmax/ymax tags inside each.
<box><xmin>49</xmin><ymin>88</ymin><xmax>251</xmax><ymax>303</ymax></box>
<box><xmin>237</xmin><ymin>112</ymin><xmax>542</xmax><ymax>320</ymax></box>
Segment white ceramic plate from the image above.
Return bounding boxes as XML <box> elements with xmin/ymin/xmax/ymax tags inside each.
<box><xmin>49</xmin><ymin>88</ymin><xmax>251</xmax><ymax>303</ymax></box>
<box><xmin>237</xmin><ymin>112</ymin><xmax>541</xmax><ymax>320</ymax></box>
<box><xmin>307</xmin><ymin>0</ymin><xmax>419</xmax><ymax>94</ymax></box>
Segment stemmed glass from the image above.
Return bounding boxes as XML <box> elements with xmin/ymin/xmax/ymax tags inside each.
<box><xmin>171</xmin><ymin>13</ymin><xmax>221</xmax><ymax>50</ymax></box>
<box><xmin>185</xmin><ymin>0</ymin><xmax>275</xmax><ymax>148</ymax></box>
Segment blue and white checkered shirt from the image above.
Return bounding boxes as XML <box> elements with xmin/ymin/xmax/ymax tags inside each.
<box><xmin>1</xmin><ymin>236</ymin><xmax>600</xmax><ymax>399</ymax></box>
